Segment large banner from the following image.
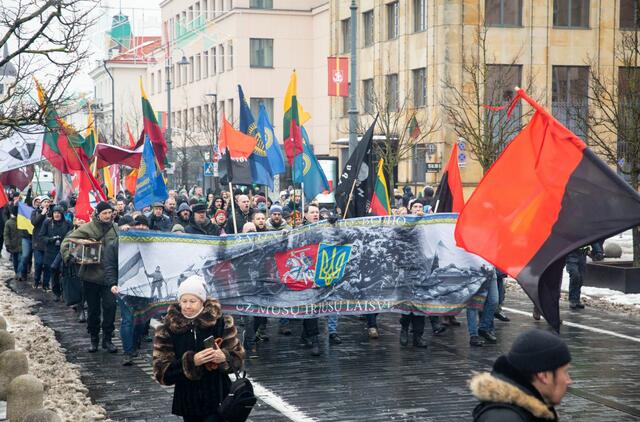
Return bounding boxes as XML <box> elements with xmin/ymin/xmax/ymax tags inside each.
<box><xmin>118</xmin><ymin>214</ymin><xmax>495</xmax><ymax>318</ymax></box>
<box><xmin>0</xmin><ymin>127</ymin><xmax>44</xmax><ymax>172</ymax></box>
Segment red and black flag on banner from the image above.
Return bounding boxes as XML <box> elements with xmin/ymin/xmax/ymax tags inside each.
<box><xmin>455</xmin><ymin>88</ymin><xmax>640</xmax><ymax>331</ymax></box>
<box><xmin>434</xmin><ymin>143</ymin><xmax>464</xmax><ymax>213</ymax></box>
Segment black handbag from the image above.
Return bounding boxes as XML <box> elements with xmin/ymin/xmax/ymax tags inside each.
<box><xmin>61</xmin><ymin>262</ymin><xmax>83</xmax><ymax>306</ymax></box>
<box><xmin>218</xmin><ymin>371</ymin><xmax>257</xmax><ymax>422</ymax></box>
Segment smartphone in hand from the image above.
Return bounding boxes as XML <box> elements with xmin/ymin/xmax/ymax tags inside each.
<box><xmin>203</xmin><ymin>335</ymin><xmax>217</xmax><ymax>349</ymax></box>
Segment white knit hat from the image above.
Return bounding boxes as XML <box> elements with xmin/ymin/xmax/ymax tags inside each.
<box><xmin>177</xmin><ymin>275</ymin><xmax>207</xmax><ymax>302</ymax></box>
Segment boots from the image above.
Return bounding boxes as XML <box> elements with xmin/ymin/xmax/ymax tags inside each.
<box><xmin>76</xmin><ymin>306</ymin><xmax>86</xmax><ymax>323</ymax></box>
<box><xmin>310</xmin><ymin>335</ymin><xmax>321</xmax><ymax>356</ymax></box>
<box><xmin>102</xmin><ymin>335</ymin><xmax>118</xmax><ymax>353</ymax></box>
<box><xmin>413</xmin><ymin>336</ymin><xmax>428</xmax><ymax>348</ymax></box>
<box><xmin>399</xmin><ymin>327</ymin><xmax>409</xmax><ymax>346</ymax></box>
<box><xmin>88</xmin><ymin>335</ymin><xmax>99</xmax><ymax>353</ymax></box>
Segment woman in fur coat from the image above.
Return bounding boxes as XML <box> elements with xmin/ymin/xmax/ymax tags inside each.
<box><xmin>153</xmin><ymin>275</ymin><xmax>245</xmax><ymax>422</ymax></box>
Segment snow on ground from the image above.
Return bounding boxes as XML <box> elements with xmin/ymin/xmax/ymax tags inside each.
<box><xmin>0</xmin><ymin>260</ymin><xmax>107</xmax><ymax>421</ymax></box>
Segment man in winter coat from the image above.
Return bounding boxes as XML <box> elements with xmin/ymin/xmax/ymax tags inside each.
<box><xmin>185</xmin><ymin>203</ymin><xmax>221</xmax><ymax>236</ymax></box>
<box><xmin>149</xmin><ymin>202</ymin><xmax>173</xmax><ymax>232</ymax></box>
<box><xmin>30</xmin><ymin>195</ymin><xmax>51</xmax><ymax>287</ymax></box>
<box><xmin>265</xmin><ymin>205</ymin><xmax>290</xmax><ymax>231</ymax></box>
<box><xmin>61</xmin><ymin>201</ymin><xmax>119</xmax><ymax>353</ymax></box>
<box><xmin>3</xmin><ymin>206</ymin><xmax>22</xmax><ymax>276</ymax></box>
<box><xmin>470</xmin><ymin>329</ymin><xmax>572</xmax><ymax>421</ymax></box>
<box><xmin>39</xmin><ymin>205</ymin><xmax>72</xmax><ymax>295</ymax></box>
<box><xmin>225</xmin><ymin>194</ymin><xmax>253</xmax><ymax>234</ymax></box>
<box><xmin>174</xmin><ymin>202</ymin><xmax>192</xmax><ymax>229</ymax></box>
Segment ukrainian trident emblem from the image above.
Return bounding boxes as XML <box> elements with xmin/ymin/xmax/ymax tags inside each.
<box><xmin>314</xmin><ymin>243</ymin><xmax>352</xmax><ymax>287</ymax></box>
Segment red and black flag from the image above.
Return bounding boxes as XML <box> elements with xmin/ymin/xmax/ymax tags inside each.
<box><xmin>455</xmin><ymin>88</ymin><xmax>640</xmax><ymax>331</ymax></box>
<box><xmin>433</xmin><ymin>143</ymin><xmax>464</xmax><ymax>213</ymax></box>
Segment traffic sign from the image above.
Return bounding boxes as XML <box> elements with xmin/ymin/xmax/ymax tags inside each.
<box><xmin>204</xmin><ymin>162</ymin><xmax>218</xmax><ymax>176</ymax></box>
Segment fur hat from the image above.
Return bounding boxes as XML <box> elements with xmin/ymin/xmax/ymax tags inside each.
<box><xmin>177</xmin><ymin>275</ymin><xmax>207</xmax><ymax>302</ymax></box>
<box><xmin>192</xmin><ymin>203</ymin><xmax>207</xmax><ymax>213</ymax></box>
<box><xmin>507</xmin><ymin>329</ymin><xmax>571</xmax><ymax>374</ymax></box>
<box><xmin>96</xmin><ymin>201</ymin><xmax>113</xmax><ymax>214</ymax></box>
<box><xmin>133</xmin><ymin>214</ymin><xmax>149</xmax><ymax>227</ymax></box>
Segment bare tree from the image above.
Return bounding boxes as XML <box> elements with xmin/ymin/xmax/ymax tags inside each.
<box><xmin>575</xmin><ymin>29</ymin><xmax>640</xmax><ymax>265</ymax></box>
<box><xmin>440</xmin><ymin>26</ymin><xmax>534</xmax><ymax>174</ymax></box>
<box><xmin>0</xmin><ymin>0</ymin><xmax>98</xmax><ymax>136</ymax></box>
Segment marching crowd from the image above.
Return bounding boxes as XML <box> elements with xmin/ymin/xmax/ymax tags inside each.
<box><xmin>0</xmin><ymin>184</ymin><xmax>581</xmax><ymax>421</ymax></box>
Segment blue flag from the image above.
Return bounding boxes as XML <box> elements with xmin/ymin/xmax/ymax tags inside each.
<box><xmin>238</xmin><ymin>85</ymin><xmax>274</xmax><ymax>190</ymax></box>
<box><xmin>134</xmin><ymin>135</ymin><xmax>168</xmax><ymax>209</ymax></box>
<box><xmin>257</xmin><ymin>103</ymin><xmax>286</xmax><ymax>175</ymax></box>
<box><xmin>293</xmin><ymin>126</ymin><xmax>330</xmax><ymax>201</ymax></box>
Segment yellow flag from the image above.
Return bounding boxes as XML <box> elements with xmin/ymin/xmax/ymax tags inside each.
<box><xmin>283</xmin><ymin>71</ymin><xmax>311</xmax><ymax>125</ymax></box>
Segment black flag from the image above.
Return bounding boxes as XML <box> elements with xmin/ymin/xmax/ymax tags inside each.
<box><xmin>335</xmin><ymin>116</ymin><xmax>378</xmax><ymax>218</ymax></box>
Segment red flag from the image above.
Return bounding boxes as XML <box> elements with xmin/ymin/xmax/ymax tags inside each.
<box><xmin>0</xmin><ymin>182</ymin><xmax>8</xmax><ymax>208</ymax></box>
<box><xmin>327</xmin><ymin>57</ymin><xmax>349</xmax><ymax>97</ymax></box>
<box><xmin>274</xmin><ymin>244</ymin><xmax>319</xmax><ymax>291</ymax></box>
<box><xmin>125</xmin><ymin>169</ymin><xmax>138</xmax><ymax>194</ymax></box>
<box><xmin>94</xmin><ymin>143</ymin><xmax>143</xmax><ymax>169</ymax></box>
<box><xmin>74</xmin><ymin>170</ymin><xmax>94</xmax><ymax>222</ymax></box>
<box><xmin>218</xmin><ymin>116</ymin><xmax>257</xmax><ymax>159</ymax></box>
<box><xmin>126</xmin><ymin>123</ymin><xmax>137</xmax><ymax>148</ymax></box>
<box><xmin>434</xmin><ymin>143</ymin><xmax>464</xmax><ymax>213</ymax></box>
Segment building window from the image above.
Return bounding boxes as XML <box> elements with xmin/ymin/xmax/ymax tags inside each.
<box><xmin>386</xmin><ymin>74</ymin><xmax>399</xmax><ymax>112</ymax></box>
<box><xmin>220</xmin><ymin>45</ymin><xmax>225</xmax><ymax>72</ymax></box>
<box><xmin>485</xmin><ymin>64</ymin><xmax>522</xmax><ymax>150</ymax></box>
<box><xmin>413</xmin><ymin>0</ymin><xmax>426</xmax><ymax>32</ymax></box>
<box><xmin>250</xmin><ymin>38</ymin><xmax>274</xmax><ymax>68</ymax></box>
<box><xmin>412</xmin><ymin>68</ymin><xmax>426</xmax><ymax>107</ymax></box>
<box><xmin>552</xmin><ymin>66</ymin><xmax>589</xmax><ymax>139</ymax></box>
<box><xmin>212</xmin><ymin>47</ymin><xmax>217</xmax><ymax>74</ymax></box>
<box><xmin>196</xmin><ymin>54</ymin><xmax>201</xmax><ymax>80</ymax></box>
<box><xmin>341</xmin><ymin>18</ymin><xmax>351</xmax><ymax>54</ymax></box>
<box><xmin>553</xmin><ymin>0</ymin><xmax>589</xmax><ymax>28</ymax></box>
<box><xmin>250</xmin><ymin>97</ymin><xmax>274</xmax><ymax>123</ymax></box>
<box><xmin>250</xmin><ymin>0</ymin><xmax>272</xmax><ymax>8</ymax></box>
<box><xmin>412</xmin><ymin>144</ymin><xmax>427</xmax><ymax>183</ymax></box>
<box><xmin>176</xmin><ymin>111</ymin><xmax>182</xmax><ymax>129</ymax></box>
<box><xmin>387</xmin><ymin>1</ymin><xmax>399</xmax><ymax>40</ymax></box>
<box><xmin>227</xmin><ymin>99</ymin><xmax>234</xmax><ymax>123</ymax></box>
<box><xmin>197</xmin><ymin>106</ymin><xmax>202</xmax><ymax>132</ymax></box>
<box><xmin>203</xmin><ymin>0</ymin><xmax>208</xmax><ymax>20</ymax></box>
<box><xmin>363</xmin><ymin>10</ymin><xmax>374</xmax><ymax>47</ymax></box>
<box><xmin>363</xmin><ymin>78</ymin><xmax>374</xmax><ymax>114</ymax></box>
<box><xmin>203</xmin><ymin>51</ymin><xmax>209</xmax><ymax>77</ymax></box>
<box><xmin>620</xmin><ymin>0</ymin><xmax>640</xmax><ymax>29</ymax></box>
<box><xmin>228</xmin><ymin>41</ymin><xmax>233</xmax><ymax>70</ymax></box>
<box><xmin>342</xmin><ymin>84</ymin><xmax>351</xmax><ymax>116</ymax></box>
<box><xmin>158</xmin><ymin>69</ymin><xmax>162</xmax><ymax>92</ymax></box>
<box><xmin>485</xmin><ymin>0</ymin><xmax>523</xmax><ymax>26</ymax></box>
<box><xmin>189</xmin><ymin>56</ymin><xmax>195</xmax><ymax>82</ymax></box>
<box><xmin>150</xmin><ymin>73</ymin><xmax>155</xmax><ymax>94</ymax></box>
<box><xmin>617</xmin><ymin>67</ymin><xmax>640</xmax><ymax>176</ymax></box>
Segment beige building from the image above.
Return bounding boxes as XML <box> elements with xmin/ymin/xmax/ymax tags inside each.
<box><xmin>329</xmin><ymin>0</ymin><xmax>634</xmax><ymax>195</ymax></box>
<box><xmin>146</xmin><ymin>0</ymin><xmax>330</xmax><ymax>184</ymax></box>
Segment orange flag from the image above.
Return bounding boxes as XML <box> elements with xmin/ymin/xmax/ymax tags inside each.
<box><xmin>218</xmin><ymin>115</ymin><xmax>257</xmax><ymax>159</ymax></box>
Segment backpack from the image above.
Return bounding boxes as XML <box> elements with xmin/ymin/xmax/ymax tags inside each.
<box><xmin>218</xmin><ymin>370</ymin><xmax>257</xmax><ymax>422</ymax></box>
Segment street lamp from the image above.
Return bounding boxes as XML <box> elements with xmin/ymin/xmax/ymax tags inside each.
<box><xmin>165</xmin><ymin>50</ymin><xmax>190</xmax><ymax>184</ymax></box>
<box><xmin>205</xmin><ymin>93</ymin><xmax>218</xmax><ymax>192</ymax></box>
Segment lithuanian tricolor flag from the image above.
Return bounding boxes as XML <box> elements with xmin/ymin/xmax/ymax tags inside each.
<box><xmin>140</xmin><ymin>79</ymin><xmax>167</xmax><ymax>169</ymax></box>
<box><xmin>369</xmin><ymin>159</ymin><xmax>391</xmax><ymax>216</ymax></box>
<box><xmin>17</xmin><ymin>202</ymin><xmax>34</xmax><ymax>235</ymax></box>
<box><xmin>283</xmin><ymin>71</ymin><xmax>308</xmax><ymax>165</ymax></box>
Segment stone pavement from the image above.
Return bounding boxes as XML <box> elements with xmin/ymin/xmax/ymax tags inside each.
<box><xmin>5</xmin><ymin>275</ymin><xmax>640</xmax><ymax>421</ymax></box>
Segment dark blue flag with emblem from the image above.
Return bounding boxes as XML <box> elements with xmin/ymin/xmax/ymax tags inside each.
<box><xmin>257</xmin><ymin>103</ymin><xmax>286</xmax><ymax>175</ymax></box>
<box><xmin>238</xmin><ymin>85</ymin><xmax>274</xmax><ymax>189</ymax></box>
<box><xmin>293</xmin><ymin>126</ymin><xmax>330</xmax><ymax>200</ymax></box>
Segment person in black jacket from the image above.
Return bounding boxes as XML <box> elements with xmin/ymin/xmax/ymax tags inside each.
<box><xmin>149</xmin><ymin>202</ymin><xmax>173</xmax><ymax>232</ymax></box>
<box><xmin>225</xmin><ymin>195</ymin><xmax>252</xmax><ymax>234</ymax></box>
<box><xmin>152</xmin><ymin>276</ymin><xmax>244</xmax><ymax>421</ymax></box>
<box><xmin>469</xmin><ymin>329</ymin><xmax>572</xmax><ymax>422</ymax></box>
<box><xmin>30</xmin><ymin>195</ymin><xmax>51</xmax><ymax>288</ymax></box>
<box><xmin>40</xmin><ymin>205</ymin><xmax>72</xmax><ymax>296</ymax></box>
<box><xmin>185</xmin><ymin>203</ymin><xmax>220</xmax><ymax>236</ymax></box>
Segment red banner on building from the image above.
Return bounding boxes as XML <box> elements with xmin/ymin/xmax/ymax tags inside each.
<box><xmin>328</xmin><ymin>57</ymin><xmax>349</xmax><ymax>97</ymax></box>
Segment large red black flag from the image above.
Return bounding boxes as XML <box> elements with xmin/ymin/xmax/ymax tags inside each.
<box><xmin>433</xmin><ymin>143</ymin><xmax>464</xmax><ymax>213</ymax></box>
<box><xmin>455</xmin><ymin>88</ymin><xmax>640</xmax><ymax>331</ymax></box>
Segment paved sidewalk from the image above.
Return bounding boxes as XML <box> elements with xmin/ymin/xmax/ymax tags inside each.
<box><xmin>6</xmin><ymin>274</ymin><xmax>640</xmax><ymax>421</ymax></box>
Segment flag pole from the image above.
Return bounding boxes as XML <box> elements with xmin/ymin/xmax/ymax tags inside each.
<box><xmin>301</xmin><ymin>182</ymin><xmax>305</xmax><ymax>222</ymax></box>
<box><xmin>66</xmin><ymin>136</ymin><xmax>107</xmax><ymax>201</ymax></box>
<box><xmin>228</xmin><ymin>181</ymin><xmax>238</xmax><ymax>233</ymax></box>
<box><xmin>342</xmin><ymin>179</ymin><xmax>357</xmax><ymax>220</ymax></box>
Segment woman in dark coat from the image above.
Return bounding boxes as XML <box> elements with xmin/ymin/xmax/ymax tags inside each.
<box><xmin>40</xmin><ymin>205</ymin><xmax>72</xmax><ymax>296</ymax></box>
<box><xmin>153</xmin><ymin>275</ymin><xmax>244</xmax><ymax>422</ymax></box>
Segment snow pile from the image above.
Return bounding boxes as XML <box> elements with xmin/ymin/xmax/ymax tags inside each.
<box><xmin>0</xmin><ymin>267</ymin><xmax>108</xmax><ymax>421</ymax></box>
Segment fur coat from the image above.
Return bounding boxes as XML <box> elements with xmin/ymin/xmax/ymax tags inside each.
<box><xmin>469</xmin><ymin>356</ymin><xmax>559</xmax><ymax>422</ymax></box>
<box><xmin>152</xmin><ymin>299</ymin><xmax>245</xmax><ymax>417</ymax></box>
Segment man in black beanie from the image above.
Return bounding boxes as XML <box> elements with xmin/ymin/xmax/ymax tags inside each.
<box><xmin>469</xmin><ymin>329</ymin><xmax>572</xmax><ymax>421</ymax></box>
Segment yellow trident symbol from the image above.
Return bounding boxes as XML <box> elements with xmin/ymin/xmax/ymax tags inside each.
<box><xmin>317</xmin><ymin>247</ymin><xmax>348</xmax><ymax>287</ymax></box>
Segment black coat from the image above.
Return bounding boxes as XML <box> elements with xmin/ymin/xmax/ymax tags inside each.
<box><xmin>224</xmin><ymin>209</ymin><xmax>252</xmax><ymax>234</ymax></box>
<box><xmin>470</xmin><ymin>356</ymin><xmax>559</xmax><ymax>422</ymax></box>
<box><xmin>39</xmin><ymin>218</ymin><xmax>72</xmax><ymax>266</ymax></box>
<box><xmin>152</xmin><ymin>301</ymin><xmax>244</xmax><ymax>418</ymax></box>
<box><xmin>149</xmin><ymin>213</ymin><xmax>173</xmax><ymax>232</ymax></box>
<box><xmin>30</xmin><ymin>209</ymin><xmax>49</xmax><ymax>250</ymax></box>
<box><xmin>186</xmin><ymin>220</ymin><xmax>221</xmax><ymax>236</ymax></box>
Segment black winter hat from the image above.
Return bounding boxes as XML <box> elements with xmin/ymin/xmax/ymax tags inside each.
<box><xmin>507</xmin><ymin>329</ymin><xmax>571</xmax><ymax>374</ymax></box>
<box><xmin>133</xmin><ymin>214</ymin><xmax>149</xmax><ymax>227</ymax></box>
<box><xmin>96</xmin><ymin>201</ymin><xmax>113</xmax><ymax>214</ymax></box>
<box><xmin>192</xmin><ymin>203</ymin><xmax>207</xmax><ymax>213</ymax></box>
